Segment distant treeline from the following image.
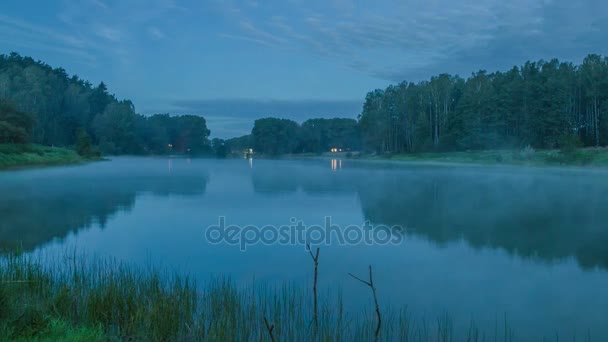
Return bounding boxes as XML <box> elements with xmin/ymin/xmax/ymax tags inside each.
<box><xmin>229</xmin><ymin>54</ymin><xmax>608</xmax><ymax>155</ymax></box>
<box><xmin>0</xmin><ymin>53</ymin><xmax>211</xmax><ymax>155</ymax></box>
<box><xmin>2</xmin><ymin>52</ymin><xmax>608</xmax><ymax>157</ymax></box>
<box><xmin>227</xmin><ymin>117</ymin><xmax>360</xmax><ymax>155</ymax></box>
<box><xmin>359</xmin><ymin>54</ymin><xmax>608</xmax><ymax>153</ymax></box>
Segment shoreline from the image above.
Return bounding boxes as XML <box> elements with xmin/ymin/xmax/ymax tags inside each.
<box><xmin>274</xmin><ymin>148</ymin><xmax>608</xmax><ymax>170</ymax></box>
<box><xmin>0</xmin><ymin>144</ymin><xmax>102</xmax><ymax>171</ymax></box>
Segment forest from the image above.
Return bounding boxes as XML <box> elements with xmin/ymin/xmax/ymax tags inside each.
<box><xmin>0</xmin><ymin>53</ymin><xmax>211</xmax><ymax>156</ymax></box>
<box><xmin>1</xmin><ymin>52</ymin><xmax>608</xmax><ymax>157</ymax></box>
<box><xmin>358</xmin><ymin>54</ymin><xmax>608</xmax><ymax>153</ymax></box>
<box><xmin>229</xmin><ymin>54</ymin><xmax>608</xmax><ymax>156</ymax></box>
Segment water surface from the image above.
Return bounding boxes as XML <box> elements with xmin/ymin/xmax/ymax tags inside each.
<box><xmin>1</xmin><ymin>157</ymin><xmax>607</xmax><ymax>339</ymax></box>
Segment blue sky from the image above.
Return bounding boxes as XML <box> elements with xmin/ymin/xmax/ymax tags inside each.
<box><xmin>1</xmin><ymin>0</ymin><xmax>607</xmax><ymax>138</ymax></box>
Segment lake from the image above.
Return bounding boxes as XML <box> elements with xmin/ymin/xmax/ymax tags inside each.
<box><xmin>1</xmin><ymin>157</ymin><xmax>608</xmax><ymax>340</ymax></box>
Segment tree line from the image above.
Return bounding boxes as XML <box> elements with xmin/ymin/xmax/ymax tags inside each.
<box><xmin>359</xmin><ymin>54</ymin><xmax>608</xmax><ymax>153</ymax></box>
<box><xmin>227</xmin><ymin>117</ymin><xmax>360</xmax><ymax>155</ymax></box>
<box><xmin>0</xmin><ymin>53</ymin><xmax>211</xmax><ymax>155</ymax></box>
<box><xmin>2</xmin><ymin>52</ymin><xmax>607</xmax><ymax>157</ymax></box>
<box><xmin>229</xmin><ymin>54</ymin><xmax>608</xmax><ymax>156</ymax></box>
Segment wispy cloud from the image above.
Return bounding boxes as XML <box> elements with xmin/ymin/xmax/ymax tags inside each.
<box><xmin>148</xmin><ymin>27</ymin><xmax>166</xmax><ymax>40</ymax></box>
<box><xmin>94</xmin><ymin>26</ymin><xmax>122</xmax><ymax>42</ymax></box>
<box><xmin>215</xmin><ymin>0</ymin><xmax>608</xmax><ymax>81</ymax></box>
<box><xmin>217</xmin><ymin>33</ymin><xmax>278</xmax><ymax>48</ymax></box>
<box><xmin>0</xmin><ymin>13</ymin><xmax>97</xmax><ymax>64</ymax></box>
<box><xmin>0</xmin><ymin>0</ymin><xmax>190</xmax><ymax>66</ymax></box>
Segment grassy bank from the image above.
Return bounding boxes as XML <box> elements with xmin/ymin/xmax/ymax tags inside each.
<box><xmin>344</xmin><ymin>147</ymin><xmax>608</xmax><ymax>167</ymax></box>
<box><xmin>0</xmin><ymin>144</ymin><xmax>95</xmax><ymax>170</ymax></box>
<box><xmin>2</xmin><ymin>252</ymin><xmax>591</xmax><ymax>341</ymax></box>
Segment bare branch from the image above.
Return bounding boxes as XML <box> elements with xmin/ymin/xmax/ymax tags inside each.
<box><xmin>307</xmin><ymin>244</ymin><xmax>320</xmax><ymax>332</ymax></box>
<box><xmin>348</xmin><ymin>265</ymin><xmax>382</xmax><ymax>341</ymax></box>
<box><xmin>348</xmin><ymin>272</ymin><xmax>371</xmax><ymax>287</ymax></box>
<box><xmin>263</xmin><ymin>316</ymin><xmax>276</xmax><ymax>342</ymax></box>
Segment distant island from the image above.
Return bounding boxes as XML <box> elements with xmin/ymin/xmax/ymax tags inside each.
<box><xmin>1</xmin><ymin>52</ymin><xmax>607</xmax><ymax>168</ymax></box>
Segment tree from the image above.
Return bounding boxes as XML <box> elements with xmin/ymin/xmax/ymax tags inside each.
<box><xmin>212</xmin><ymin>138</ymin><xmax>228</xmax><ymax>158</ymax></box>
<box><xmin>0</xmin><ymin>98</ymin><xmax>34</xmax><ymax>144</ymax></box>
<box><xmin>92</xmin><ymin>101</ymin><xmax>142</xmax><ymax>154</ymax></box>
<box><xmin>226</xmin><ymin>134</ymin><xmax>253</xmax><ymax>154</ymax></box>
<box><xmin>0</xmin><ymin>53</ymin><xmax>214</xmax><ymax>156</ymax></box>
<box><xmin>252</xmin><ymin>118</ymin><xmax>300</xmax><ymax>155</ymax></box>
<box><xmin>357</xmin><ymin>54</ymin><xmax>608</xmax><ymax>152</ymax></box>
<box><xmin>75</xmin><ymin>128</ymin><xmax>93</xmax><ymax>157</ymax></box>
<box><xmin>300</xmin><ymin>118</ymin><xmax>360</xmax><ymax>153</ymax></box>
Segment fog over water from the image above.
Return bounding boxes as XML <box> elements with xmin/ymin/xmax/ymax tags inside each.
<box><xmin>1</xmin><ymin>157</ymin><xmax>607</xmax><ymax>339</ymax></box>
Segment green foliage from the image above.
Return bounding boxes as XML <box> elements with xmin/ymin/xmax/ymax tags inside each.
<box><xmin>252</xmin><ymin>118</ymin><xmax>300</xmax><ymax>155</ymax></box>
<box><xmin>0</xmin><ymin>53</ymin><xmax>211</xmax><ymax>155</ymax></box>
<box><xmin>358</xmin><ymin>54</ymin><xmax>608</xmax><ymax>153</ymax></box>
<box><xmin>558</xmin><ymin>134</ymin><xmax>583</xmax><ymax>154</ymax></box>
<box><xmin>0</xmin><ymin>253</ymin><xmax>588</xmax><ymax>341</ymax></box>
<box><xmin>0</xmin><ymin>144</ymin><xmax>86</xmax><ymax>169</ymax></box>
<box><xmin>300</xmin><ymin>118</ymin><xmax>360</xmax><ymax>153</ymax></box>
<box><xmin>75</xmin><ymin>128</ymin><xmax>94</xmax><ymax>157</ymax></box>
<box><xmin>0</xmin><ymin>98</ymin><xmax>34</xmax><ymax>144</ymax></box>
<box><xmin>212</xmin><ymin>138</ymin><xmax>228</xmax><ymax>158</ymax></box>
<box><xmin>225</xmin><ymin>134</ymin><xmax>253</xmax><ymax>154</ymax></box>
<box><xmin>519</xmin><ymin>145</ymin><xmax>535</xmax><ymax>161</ymax></box>
<box><xmin>249</xmin><ymin>118</ymin><xmax>360</xmax><ymax>156</ymax></box>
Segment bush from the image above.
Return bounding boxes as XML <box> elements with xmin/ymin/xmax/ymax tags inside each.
<box><xmin>519</xmin><ymin>145</ymin><xmax>535</xmax><ymax>161</ymax></box>
<box><xmin>0</xmin><ymin>99</ymin><xmax>34</xmax><ymax>144</ymax></box>
<box><xmin>559</xmin><ymin>134</ymin><xmax>583</xmax><ymax>155</ymax></box>
<box><xmin>544</xmin><ymin>149</ymin><xmax>595</xmax><ymax>166</ymax></box>
<box><xmin>75</xmin><ymin>128</ymin><xmax>94</xmax><ymax>157</ymax></box>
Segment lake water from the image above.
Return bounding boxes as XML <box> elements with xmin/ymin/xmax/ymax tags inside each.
<box><xmin>1</xmin><ymin>157</ymin><xmax>608</xmax><ymax>339</ymax></box>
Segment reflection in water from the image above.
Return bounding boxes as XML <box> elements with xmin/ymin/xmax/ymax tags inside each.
<box><xmin>251</xmin><ymin>160</ymin><xmax>608</xmax><ymax>270</ymax></box>
<box><xmin>249</xmin><ymin>157</ymin><xmax>253</xmax><ymax>169</ymax></box>
<box><xmin>331</xmin><ymin>159</ymin><xmax>342</xmax><ymax>171</ymax></box>
<box><xmin>2</xmin><ymin>157</ymin><xmax>608</xmax><ymax>339</ymax></box>
<box><xmin>0</xmin><ymin>158</ymin><xmax>208</xmax><ymax>251</ymax></box>
<box><xmin>4</xmin><ymin>158</ymin><xmax>606</xmax><ymax>270</ymax></box>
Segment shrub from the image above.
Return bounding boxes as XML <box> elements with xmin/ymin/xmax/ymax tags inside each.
<box><xmin>519</xmin><ymin>145</ymin><xmax>535</xmax><ymax>161</ymax></box>
<box><xmin>558</xmin><ymin>134</ymin><xmax>583</xmax><ymax>155</ymax></box>
<box><xmin>75</xmin><ymin>128</ymin><xmax>93</xmax><ymax>157</ymax></box>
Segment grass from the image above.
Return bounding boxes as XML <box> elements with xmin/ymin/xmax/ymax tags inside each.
<box><xmin>0</xmin><ymin>144</ymin><xmax>96</xmax><ymax>170</ymax></box>
<box><xmin>0</xmin><ymin>252</ymin><xmax>593</xmax><ymax>341</ymax></box>
<box><xmin>355</xmin><ymin>147</ymin><xmax>608</xmax><ymax>168</ymax></box>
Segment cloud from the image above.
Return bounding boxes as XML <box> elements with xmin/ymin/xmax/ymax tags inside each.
<box><xmin>94</xmin><ymin>26</ymin><xmax>122</xmax><ymax>42</ymax></box>
<box><xmin>216</xmin><ymin>0</ymin><xmax>608</xmax><ymax>81</ymax></box>
<box><xmin>217</xmin><ymin>33</ymin><xmax>277</xmax><ymax>48</ymax></box>
<box><xmin>45</xmin><ymin>0</ymin><xmax>189</xmax><ymax>64</ymax></box>
<box><xmin>148</xmin><ymin>27</ymin><xmax>166</xmax><ymax>40</ymax></box>
<box><xmin>0</xmin><ymin>14</ymin><xmax>97</xmax><ymax>64</ymax></box>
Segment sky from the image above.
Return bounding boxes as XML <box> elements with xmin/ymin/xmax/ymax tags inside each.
<box><xmin>0</xmin><ymin>0</ymin><xmax>607</xmax><ymax>138</ymax></box>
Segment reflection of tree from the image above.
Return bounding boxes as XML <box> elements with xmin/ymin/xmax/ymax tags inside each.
<box><xmin>250</xmin><ymin>162</ymin><xmax>608</xmax><ymax>270</ymax></box>
<box><xmin>357</xmin><ymin>170</ymin><xmax>608</xmax><ymax>270</ymax></box>
<box><xmin>0</xmin><ymin>163</ymin><xmax>208</xmax><ymax>251</ymax></box>
<box><xmin>251</xmin><ymin>161</ymin><xmax>356</xmax><ymax>195</ymax></box>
